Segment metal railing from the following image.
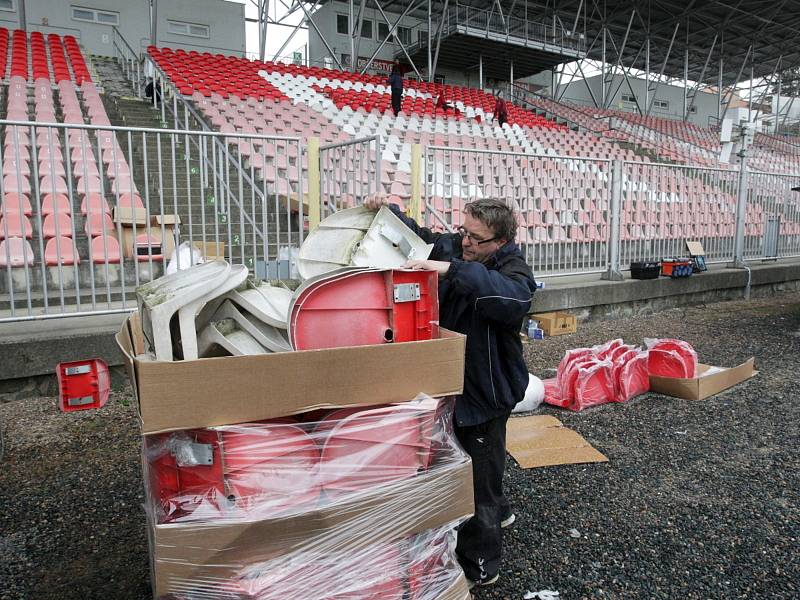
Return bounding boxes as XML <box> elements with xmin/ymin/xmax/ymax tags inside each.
<box><xmin>320</xmin><ymin>136</ymin><xmax>382</xmax><ymax>217</ymax></box>
<box><xmin>0</xmin><ymin>120</ymin><xmax>303</xmax><ymax>321</ymax></box>
<box><xmin>111</xmin><ymin>27</ymin><xmax>143</xmax><ymax>98</ymax></box>
<box><xmin>404</xmin><ymin>2</ymin><xmax>585</xmax><ymax>57</ymax></box>
<box><xmin>425</xmin><ymin>146</ymin><xmax>612</xmax><ymax>276</ymax></box>
<box><xmin>424</xmin><ymin>146</ymin><xmax>800</xmax><ymax>277</ymax></box>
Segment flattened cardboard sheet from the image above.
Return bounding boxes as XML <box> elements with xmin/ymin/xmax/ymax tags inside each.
<box><xmin>506</xmin><ymin>415</ymin><xmax>608</xmax><ymax>469</ymax></box>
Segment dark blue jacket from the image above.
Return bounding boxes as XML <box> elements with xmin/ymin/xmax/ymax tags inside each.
<box><xmin>388</xmin><ymin>72</ymin><xmax>403</xmax><ymax>91</ymax></box>
<box><xmin>389</xmin><ymin>205</ymin><xmax>536</xmax><ymax>426</ymax></box>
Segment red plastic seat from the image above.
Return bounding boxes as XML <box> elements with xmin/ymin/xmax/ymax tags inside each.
<box><xmin>42</xmin><ymin>213</ymin><xmax>73</xmax><ymax>238</ymax></box>
<box><xmin>1</xmin><ymin>193</ymin><xmax>32</xmax><ymax>216</ymax></box>
<box><xmin>90</xmin><ymin>234</ymin><xmax>121</xmax><ymax>264</ymax></box>
<box><xmin>0</xmin><ymin>237</ymin><xmax>34</xmax><ymax>267</ymax></box>
<box><xmin>84</xmin><ymin>212</ymin><xmax>115</xmax><ymax>237</ymax></box>
<box><xmin>80</xmin><ymin>193</ymin><xmax>111</xmax><ymax>216</ymax></box>
<box><xmin>0</xmin><ymin>213</ymin><xmax>32</xmax><ymax>239</ymax></box>
<box><xmin>41</xmin><ymin>193</ymin><xmax>72</xmax><ymax>216</ymax></box>
<box><xmin>45</xmin><ymin>236</ymin><xmax>79</xmax><ymax>266</ymax></box>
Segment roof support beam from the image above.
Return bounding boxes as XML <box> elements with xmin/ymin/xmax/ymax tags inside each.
<box><xmin>296</xmin><ymin>0</ymin><xmax>344</xmax><ymax>70</ymax></box>
<box><xmin>431</xmin><ymin>0</ymin><xmax>450</xmax><ymax>79</ymax></box>
<box><xmin>719</xmin><ymin>43</ymin><xmax>752</xmax><ymax>124</ymax></box>
<box><xmin>360</xmin><ymin>0</ymin><xmax>423</xmax><ymax>78</ymax></box>
<box><xmin>271</xmin><ymin>0</ymin><xmax>319</xmax><ymax>62</ymax></box>
<box><xmin>645</xmin><ymin>21</ymin><xmax>679</xmax><ymax>117</ymax></box>
<box><xmin>684</xmin><ymin>34</ymin><xmax>718</xmax><ymax>120</ymax></box>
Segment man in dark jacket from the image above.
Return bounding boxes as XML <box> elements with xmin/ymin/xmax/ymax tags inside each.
<box><xmin>388</xmin><ymin>64</ymin><xmax>404</xmax><ymax>116</ymax></box>
<box><xmin>365</xmin><ymin>195</ymin><xmax>536</xmax><ymax>588</ymax></box>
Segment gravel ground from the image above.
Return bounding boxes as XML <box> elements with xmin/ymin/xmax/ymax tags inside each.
<box><xmin>1</xmin><ymin>294</ymin><xmax>798</xmax><ymax>600</ymax></box>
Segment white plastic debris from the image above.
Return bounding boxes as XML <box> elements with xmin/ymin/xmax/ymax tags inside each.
<box><xmin>568</xmin><ymin>528</ymin><xmax>581</xmax><ymax>538</ymax></box>
<box><xmin>166</xmin><ymin>241</ymin><xmax>204</xmax><ymax>275</ymax></box>
<box><xmin>524</xmin><ymin>590</ymin><xmax>560</xmax><ymax>600</ymax></box>
<box><xmin>512</xmin><ymin>374</ymin><xmax>545</xmax><ymax>413</ymax></box>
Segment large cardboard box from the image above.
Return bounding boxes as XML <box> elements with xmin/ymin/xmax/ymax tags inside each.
<box><xmin>649</xmin><ymin>358</ymin><xmax>757</xmax><ymax>400</ymax></box>
<box><xmin>148</xmin><ymin>455</ymin><xmax>474</xmax><ymax>598</ymax></box>
<box><xmin>113</xmin><ymin>206</ymin><xmax>179</xmax><ymax>260</ymax></box>
<box><xmin>531</xmin><ymin>311</ymin><xmax>578</xmax><ymax>336</ymax></box>
<box><xmin>117</xmin><ymin>313</ymin><xmax>466</xmax><ymax>434</ymax></box>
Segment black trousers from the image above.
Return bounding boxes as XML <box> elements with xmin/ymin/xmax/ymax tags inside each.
<box><xmin>391</xmin><ymin>89</ymin><xmax>402</xmax><ymax>115</ymax></box>
<box><xmin>454</xmin><ymin>410</ymin><xmax>511</xmax><ymax>582</ymax></box>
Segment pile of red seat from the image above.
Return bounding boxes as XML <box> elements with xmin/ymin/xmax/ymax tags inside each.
<box><xmin>543</xmin><ymin>337</ymin><xmax>698</xmax><ymax>411</ymax></box>
<box><xmin>62</xmin><ymin>35</ymin><xmax>91</xmax><ymax>84</ymax></box>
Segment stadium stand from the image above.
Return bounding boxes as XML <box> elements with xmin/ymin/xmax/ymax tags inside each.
<box><xmin>0</xmin><ymin>27</ymin><xmax>145</xmax><ymax>293</ymax></box>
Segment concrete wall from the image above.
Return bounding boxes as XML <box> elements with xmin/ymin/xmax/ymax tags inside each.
<box><xmin>558</xmin><ymin>73</ymin><xmax>720</xmax><ymax>127</ymax></box>
<box><xmin>1</xmin><ymin>0</ymin><xmax>244</xmax><ymax>57</ymax></box>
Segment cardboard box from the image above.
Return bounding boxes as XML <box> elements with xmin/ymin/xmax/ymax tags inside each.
<box><xmin>148</xmin><ymin>456</ymin><xmax>474</xmax><ymax>598</ymax></box>
<box><xmin>113</xmin><ymin>206</ymin><xmax>180</xmax><ymax>260</ymax></box>
<box><xmin>117</xmin><ymin>313</ymin><xmax>466</xmax><ymax>434</ymax></box>
<box><xmin>531</xmin><ymin>311</ymin><xmax>577</xmax><ymax>336</ymax></box>
<box><xmin>192</xmin><ymin>240</ymin><xmax>226</xmax><ymax>261</ymax></box>
<box><xmin>649</xmin><ymin>358</ymin><xmax>757</xmax><ymax>400</ymax></box>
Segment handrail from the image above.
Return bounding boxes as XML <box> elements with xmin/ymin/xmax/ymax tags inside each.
<box><xmin>142</xmin><ymin>53</ymin><xmax>304</xmax><ymax>247</ymax></box>
<box><xmin>111</xmin><ymin>26</ymin><xmax>139</xmax><ymax>58</ymax></box>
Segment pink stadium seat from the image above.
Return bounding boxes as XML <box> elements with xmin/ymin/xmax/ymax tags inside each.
<box><xmin>84</xmin><ymin>212</ymin><xmax>115</xmax><ymax>237</ymax></box>
<box><xmin>42</xmin><ymin>213</ymin><xmax>73</xmax><ymax>238</ymax></box>
<box><xmin>1</xmin><ymin>193</ymin><xmax>32</xmax><ymax>216</ymax></box>
<box><xmin>80</xmin><ymin>193</ymin><xmax>111</xmax><ymax>216</ymax></box>
<box><xmin>3</xmin><ymin>159</ymin><xmax>30</xmax><ymax>177</ymax></box>
<box><xmin>117</xmin><ymin>192</ymin><xmax>144</xmax><ymax>209</ymax></box>
<box><xmin>3</xmin><ymin>174</ymin><xmax>31</xmax><ymax>195</ymax></box>
<box><xmin>0</xmin><ymin>213</ymin><xmax>32</xmax><ymax>239</ymax></box>
<box><xmin>45</xmin><ymin>236</ymin><xmax>79</xmax><ymax>266</ymax></box>
<box><xmin>40</xmin><ymin>175</ymin><xmax>69</xmax><ymax>195</ymax></box>
<box><xmin>41</xmin><ymin>193</ymin><xmax>72</xmax><ymax>216</ymax></box>
<box><xmin>76</xmin><ymin>175</ymin><xmax>103</xmax><ymax>194</ymax></box>
<box><xmin>90</xmin><ymin>234</ymin><xmax>121</xmax><ymax>264</ymax></box>
<box><xmin>0</xmin><ymin>237</ymin><xmax>34</xmax><ymax>267</ymax></box>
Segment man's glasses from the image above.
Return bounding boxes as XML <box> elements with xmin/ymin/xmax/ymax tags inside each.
<box><xmin>457</xmin><ymin>226</ymin><xmax>497</xmax><ymax>245</ymax></box>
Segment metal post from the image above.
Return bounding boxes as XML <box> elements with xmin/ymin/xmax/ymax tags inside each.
<box><xmin>732</xmin><ymin>149</ymin><xmax>748</xmax><ymax>268</ymax></box>
<box><xmin>682</xmin><ymin>27</ymin><xmax>688</xmax><ymax>119</ymax></box>
<box><xmin>349</xmin><ymin>0</ymin><xmax>355</xmax><ymax>71</ymax></box>
<box><xmin>775</xmin><ymin>71</ymin><xmax>782</xmax><ymax>135</ymax></box>
<box><xmin>410</xmin><ymin>144</ymin><xmax>422</xmax><ymax>221</ymax></box>
<box><xmin>510</xmin><ymin>59</ymin><xmax>514</xmax><ymax>89</ymax></box>
<box><xmin>644</xmin><ymin>36</ymin><xmax>650</xmax><ymax>117</ymax></box>
<box><xmin>479</xmin><ymin>54</ymin><xmax>483</xmax><ymax>91</ymax></box>
<box><xmin>602</xmin><ymin>160</ymin><xmax>624</xmax><ymax>281</ymax></box>
<box><xmin>601</xmin><ymin>26</ymin><xmax>607</xmax><ymax>107</ymax></box>
<box><xmin>427</xmin><ymin>0</ymin><xmax>433</xmax><ymax>81</ymax></box>
<box><xmin>308</xmin><ymin>137</ymin><xmax>321</xmax><ymax>230</ymax></box>
<box><xmin>717</xmin><ymin>54</ymin><xmax>723</xmax><ymax>122</ymax></box>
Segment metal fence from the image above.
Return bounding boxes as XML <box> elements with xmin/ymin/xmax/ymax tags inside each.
<box><xmin>0</xmin><ymin>120</ymin><xmax>303</xmax><ymax>321</ymax></box>
<box><xmin>319</xmin><ymin>136</ymin><xmax>382</xmax><ymax>217</ymax></box>
<box><xmin>425</xmin><ymin>146</ymin><xmax>612</xmax><ymax>276</ymax></box>
<box><xmin>424</xmin><ymin>146</ymin><xmax>800</xmax><ymax>277</ymax></box>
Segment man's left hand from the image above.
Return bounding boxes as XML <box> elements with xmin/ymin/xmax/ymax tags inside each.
<box><xmin>404</xmin><ymin>259</ymin><xmax>451</xmax><ymax>276</ymax></box>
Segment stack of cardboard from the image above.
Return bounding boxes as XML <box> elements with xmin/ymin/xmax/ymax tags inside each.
<box><xmin>117</xmin><ymin>312</ymin><xmax>474</xmax><ymax>600</ymax></box>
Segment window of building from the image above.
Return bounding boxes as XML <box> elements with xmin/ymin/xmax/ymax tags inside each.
<box><xmin>0</xmin><ymin>0</ymin><xmax>14</xmax><ymax>12</ymax></box>
<box><xmin>167</xmin><ymin>20</ymin><xmax>210</xmax><ymax>38</ymax></box>
<box><xmin>360</xmin><ymin>19</ymin><xmax>372</xmax><ymax>39</ymax></box>
<box><xmin>653</xmin><ymin>99</ymin><xmax>669</xmax><ymax>110</ymax></box>
<box><xmin>418</xmin><ymin>30</ymin><xmax>428</xmax><ymax>45</ymax></box>
<box><xmin>336</xmin><ymin>14</ymin><xmax>349</xmax><ymax>35</ymax></box>
<box><xmin>71</xmin><ymin>6</ymin><xmax>119</xmax><ymax>25</ymax></box>
<box><xmin>397</xmin><ymin>26</ymin><xmax>411</xmax><ymax>46</ymax></box>
<box><xmin>621</xmin><ymin>94</ymin><xmax>637</xmax><ymax>105</ymax></box>
<box><xmin>378</xmin><ymin>22</ymin><xmax>390</xmax><ymax>40</ymax></box>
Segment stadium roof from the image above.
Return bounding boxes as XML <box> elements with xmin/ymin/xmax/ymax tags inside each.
<box><xmin>321</xmin><ymin>0</ymin><xmax>800</xmax><ymax>85</ymax></box>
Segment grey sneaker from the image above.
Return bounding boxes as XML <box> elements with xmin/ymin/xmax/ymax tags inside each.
<box><xmin>468</xmin><ymin>573</ymin><xmax>500</xmax><ymax>589</ymax></box>
<box><xmin>500</xmin><ymin>512</ymin><xmax>516</xmax><ymax>528</ymax></box>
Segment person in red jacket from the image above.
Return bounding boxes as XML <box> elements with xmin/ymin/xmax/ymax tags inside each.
<box><xmin>493</xmin><ymin>91</ymin><xmax>508</xmax><ymax>127</ymax></box>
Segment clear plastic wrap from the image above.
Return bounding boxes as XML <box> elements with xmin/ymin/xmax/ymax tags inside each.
<box><xmin>142</xmin><ymin>396</ymin><xmax>473</xmax><ymax>600</ymax></box>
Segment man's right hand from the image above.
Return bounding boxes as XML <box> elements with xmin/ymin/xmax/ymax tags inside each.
<box><xmin>364</xmin><ymin>194</ymin><xmax>388</xmax><ymax>211</ymax></box>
